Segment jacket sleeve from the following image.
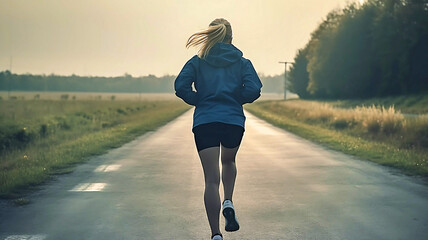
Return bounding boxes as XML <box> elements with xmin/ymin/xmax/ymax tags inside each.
<box><xmin>240</xmin><ymin>59</ymin><xmax>262</xmax><ymax>104</ymax></box>
<box><xmin>174</xmin><ymin>56</ymin><xmax>199</xmax><ymax>106</ymax></box>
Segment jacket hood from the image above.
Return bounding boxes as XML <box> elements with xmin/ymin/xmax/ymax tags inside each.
<box><xmin>204</xmin><ymin>43</ymin><xmax>243</xmax><ymax>67</ymax></box>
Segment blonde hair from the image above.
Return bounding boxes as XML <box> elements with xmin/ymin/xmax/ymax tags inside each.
<box><xmin>186</xmin><ymin>18</ymin><xmax>233</xmax><ymax>59</ymax></box>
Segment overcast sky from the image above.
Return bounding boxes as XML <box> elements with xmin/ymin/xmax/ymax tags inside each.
<box><xmin>0</xmin><ymin>0</ymin><xmax>362</xmax><ymax>77</ymax></box>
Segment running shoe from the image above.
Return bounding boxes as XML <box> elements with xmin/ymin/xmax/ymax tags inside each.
<box><xmin>222</xmin><ymin>199</ymin><xmax>240</xmax><ymax>232</ymax></box>
<box><xmin>212</xmin><ymin>234</ymin><xmax>223</xmax><ymax>240</ymax></box>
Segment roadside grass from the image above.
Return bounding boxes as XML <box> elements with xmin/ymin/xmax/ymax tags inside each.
<box><xmin>245</xmin><ymin>99</ymin><xmax>428</xmax><ymax>176</ymax></box>
<box><xmin>326</xmin><ymin>94</ymin><xmax>428</xmax><ymax>114</ymax></box>
<box><xmin>0</xmin><ymin>99</ymin><xmax>190</xmax><ymax>198</ymax></box>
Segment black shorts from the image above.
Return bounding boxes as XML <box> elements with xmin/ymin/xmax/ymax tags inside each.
<box><xmin>193</xmin><ymin>122</ymin><xmax>244</xmax><ymax>152</ymax></box>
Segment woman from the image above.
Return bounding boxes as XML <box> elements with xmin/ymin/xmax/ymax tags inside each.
<box><xmin>174</xmin><ymin>18</ymin><xmax>262</xmax><ymax>240</ymax></box>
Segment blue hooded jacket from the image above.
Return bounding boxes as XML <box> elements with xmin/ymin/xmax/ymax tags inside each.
<box><xmin>175</xmin><ymin>42</ymin><xmax>262</xmax><ymax>129</ymax></box>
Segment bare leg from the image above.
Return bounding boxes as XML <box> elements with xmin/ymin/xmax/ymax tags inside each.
<box><xmin>221</xmin><ymin>145</ymin><xmax>240</xmax><ymax>201</ymax></box>
<box><xmin>198</xmin><ymin>146</ymin><xmax>221</xmax><ymax>237</ymax></box>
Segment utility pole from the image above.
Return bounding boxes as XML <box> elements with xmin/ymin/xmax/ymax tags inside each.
<box><xmin>279</xmin><ymin>61</ymin><xmax>291</xmax><ymax>100</ymax></box>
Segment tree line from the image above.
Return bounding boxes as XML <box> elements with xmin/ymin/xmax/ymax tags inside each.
<box><xmin>288</xmin><ymin>0</ymin><xmax>428</xmax><ymax>99</ymax></box>
<box><xmin>0</xmin><ymin>71</ymin><xmax>175</xmax><ymax>93</ymax></box>
<box><xmin>0</xmin><ymin>70</ymin><xmax>283</xmax><ymax>94</ymax></box>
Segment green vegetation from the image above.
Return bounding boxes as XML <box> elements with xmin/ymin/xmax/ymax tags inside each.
<box><xmin>0</xmin><ymin>99</ymin><xmax>190</xmax><ymax>197</ymax></box>
<box><xmin>0</xmin><ymin>71</ymin><xmax>175</xmax><ymax>93</ymax></box>
<box><xmin>246</xmin><ymin>98</ymin><xmax>428</xmax><ymax>176</ymax></box>
<box><xmin>288</xmin><ymin>0</ymin><xmax>428</xmax><ymax>99</ymax></box>
<box><xmin>277</xmin><ymin>0</ymin><xmax>428</xmax><ymax>174</ymax></box>
<box><xmin>327</xmin><ymin>94</ymin><xmax>428</xmax><ymax>114</ymax></box>
<box><xmin>0</xmin><ymin>71</ymin><xmax>284</xmax><ymax>94</ymax></box>
<box><xmin>0</xmin><ymin>71</ymin><xmax>285</xmax><ymax>96</ymax></box>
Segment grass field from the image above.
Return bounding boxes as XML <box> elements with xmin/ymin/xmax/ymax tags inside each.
<box><xmin>0</xmin><ymin>91</ymin><xmax>285</xmax><ymax>101</ymax></box>
<box><xmin>0</xmin><ymin>97</ymin><xmax>190</xmax><ymax>198</ymax></box>
<box><xmin>0</xmin><ymin>91</ymin><xmax>176</xmax><ymax>101</ymax></box>
<box><xmin>326</xmin><ymin>94</ymin><xmax>428</xmax><ymax>114</ymax></box>
<box><xmin>246</xmin><ymin>96</ymin><xmax>428</xmax><ymax>176</ymax></box>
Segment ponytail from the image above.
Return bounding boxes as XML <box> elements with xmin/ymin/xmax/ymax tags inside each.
<box><xmin>186</xmin><ymin>18</ymin><xmax>232</xmax><ymax>59</ymax></box>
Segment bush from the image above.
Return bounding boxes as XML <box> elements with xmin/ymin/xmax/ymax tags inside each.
<box><xmin>355</xmin><ymin>105</ymin><xmax>404</xmax><ymax>135</ymax></box>
<box><xmin>39</xmin><ymin>124</ymin><xmax>48</xmax><ymax>137</ymax></box>
<box><xmin>365</xmin><ymin>119</ymin><xmax>381</xmax><ymax>134</ymax></box>
<box><xmin>0</xmin><ymin>126</ymin><xmax>36</xmax><ymax>153</ymax></box>
<box><xmin>75</xmin><ymin>112</ymin><xmax>92</xmax><ymax>120</ymax></box>
<box><xmin>403</xmin><ymin>116</ymin><xmax>428</xmax><ymax>149</ymax></box>
<box><xmin>55</xmin><ymin>117</ymin><xmax>71</xmax><ymax>130</ymax></box>
<box><xmin>117</xmin><ymin>108</ymin><xmax>126</xmax><ymax>115</ymax></box>
<box><xmin>331</xmin><ymin>118</ymin><xmax>349</xmax><ymax>129</ymax></box>
<box><xmin>14</xmin><ymin>128</ymin><xmax>33</xmax><ymax>143</ymax></box>
<box><xmin>415</xmin><ymin>122</ymin><xmax>428</xmax><ymax>148</ymax></box>
<box><xmin>101</xmin><ymin>122</ymin><xmax>111</xmax><ymax>128</ymax></box>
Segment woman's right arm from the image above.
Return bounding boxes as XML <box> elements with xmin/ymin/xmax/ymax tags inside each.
<box><xmin>174</xmin><ymin>56</ymin><xmax>199</xmax><ymax>106</ymax></box>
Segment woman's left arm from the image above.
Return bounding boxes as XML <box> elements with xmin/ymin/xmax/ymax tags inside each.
<box><xmin>174</xmin><ymin>56</ymin><xmax>199</xmax><ymax>106</ymax></box>
<box><xmin>240</xmin><ymin>59</ymin><xmax>262</xmax><ymax>104</ymax></box>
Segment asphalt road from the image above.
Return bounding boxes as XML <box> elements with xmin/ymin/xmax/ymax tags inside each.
<box><xmin>1</xmin><ymin>110</ymin><xmax>428</xmax><ymax>240</ymax></box>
